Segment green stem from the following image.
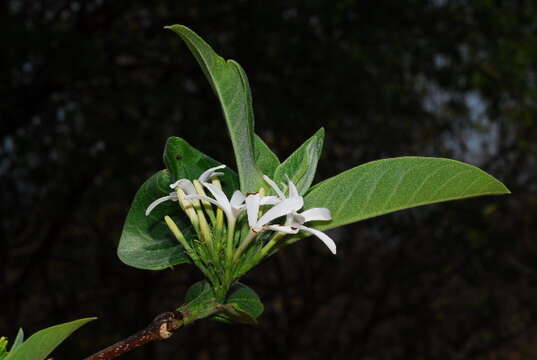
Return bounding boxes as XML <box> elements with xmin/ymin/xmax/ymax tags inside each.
<box><xmin>233</xmin><ymin>230</ymin><xmax>257</xmax><ymax>261</ymax></box>
<box><xmin>257</xmin><ymin>232</ymin><xmax>286</xmax><ymax>260</ymax></box>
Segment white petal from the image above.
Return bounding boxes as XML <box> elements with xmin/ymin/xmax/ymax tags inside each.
<box><xmin>260</xmin><ymin>195</ymin><xmax>280</xmax><ymax>205</ymax></box>
<box><xmin>298</xmin><ymin>225</ymin><xmax>337</xmax><ymax>254</ymax></box>
<box><xmin>255</xmin><ymin>197</ymin><xmax>303</xmax><ymax>230</ymax></box>
<box><xmin>203</xmin><ymin>182</ymin><xmax>232</xmax><ymax>215</ymax></box>
<box><xmin>287</xmin><ymin>179</ymin><xmax>299</xmax><ymax>198</ymax></box>
<box><xmin>199</xmin><ymin>165</ymin><xmax>226</xmax><ymax>183</ymax></box>
<box><xmin>171</xmin><ymin>179</ymin><xmax>197</xmax><ymax>195</ymax></box>
<box><xmin>187</xmin><ymin>194</ymin><xmax>232</xmax><ymax>219</ymax></box>
<box><xmin>230</xmin><ymin>190</ymin><xmax>245</xmax><ymax>207</ymax></box>
<box><xmin>265</xmin><ymin>224</ymin><xmax>300</xmax><ymax>234</ymax></box>
<box><xmin>230</xmin><ymin>191</ymin><xmax>246</xmax><ymax>217</ymax></box>
<box><xmin>300</xmin><ymin>208</ymin><xmax>332</xmax><ymax>222</ymax></box>
<box><xmin>263</xmin><ymin>175</ymin><xmax>285</xmax><ymax>199</ymax></box>
<box><xmin>245</xmin><ymin>194</ymin><xmax>261</xmax><ymax>228</ymax></box>
<box><xmin>145</xmin><ymin>193</ymin><xmax>177</xmax><ymax>216</ymax></box>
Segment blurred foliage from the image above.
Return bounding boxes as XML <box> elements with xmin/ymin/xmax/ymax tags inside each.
<box><xmin>1</xmin><ymin>0</ymin><xmax>536</xmax><ymax>359</ymax></box>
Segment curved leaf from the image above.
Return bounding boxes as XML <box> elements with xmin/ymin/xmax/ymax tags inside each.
<box><xmin>118</xmin><ymin>170</ymin><xmax>192</xmax><ymax>270</ymax></box>
<box><xmin>273</xmin><ymin>128</ymin><xmax>324</xmax><ymax>195</ymax></box>
<box><xmin>303</xmin><ymin>157</ymin><xmax>510</xmax><ymax>231</ymax></box>
<box><xmin>5</xmin><ymin>318</ymin><xmax>95</xmax><ymax>360</ymax></box>
<box><xmin>119</xmin><ymin>137</ymin><xmax>239</xmax><ymax>270</ymax></box>
<box><xmin>166</xmin><ymin>24</ymin><xmax>263</xmax><ymax>192</ymax></box>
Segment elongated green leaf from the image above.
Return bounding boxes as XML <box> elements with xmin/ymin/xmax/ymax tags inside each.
<box><xmin>303</xmin><ymin>157</ymin><xmax>510</xmax><ymax>231</ymax></box>
<box><xmin>166</xmin><ymin>24</ymin><xmax>263</xmax><ymax>192</ymax></box>
<box><xmin>5</xmin><ymin>318</ymin><xmax>95</xmax><ymax>360</ymax></box>
<box><xmin>254</xmin><ymin>135</ymin><xmax>280</xmax><ymax>177</ymax></box>
<box><xmin>119</xmin><ymin>137</ymin><xmax>239</xmax><ymax>270</ymax></box>
<box><xmin>273</xmin><ymin>128</ymin><xmax>324</xmax><ymax>195</ymax></box>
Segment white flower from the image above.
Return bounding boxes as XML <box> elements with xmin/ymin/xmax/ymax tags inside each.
<box><xmin>246</xmin><ymin>194</ymin><xmax>304</xmax><ymax>233</ymax></box>
<box><xmin>252</xmin><ymin>175</ymin><xmax>337</xmax><ymax>254</ymax></box>
<box><xmin>286</xmin><ymin>208</ymin><xmax>336</xmax><ymax>254</ymax></box>
<box><xmin>145</xmin><ymin>165</ymin><xmax>226</xmax><ymax>216</ymax></box>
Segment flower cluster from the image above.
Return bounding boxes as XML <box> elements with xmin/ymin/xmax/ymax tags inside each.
<box><xmin>147</xmin><ymin>165</ymin><xmax>335</xmax><ymax>254</ymax></box>
<box><xmin>145</xmin><ymin>165</ymin><xmax>335</xmax><ymax>296</ymax></box>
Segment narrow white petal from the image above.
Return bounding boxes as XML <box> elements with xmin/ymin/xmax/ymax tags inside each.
<box><xmin>288</xmin><ymin>179</ymin><xmax>299</xmax><ymax>198</ymax></box>
<box><xmin>263</xmin><ymin>175</ymin><xmax>285</xmax><ymax>199</ymax></box>
<box><xmin>145</xmin><ymin>194</ymin><xmax>177</xmax><ymax>216</ymax></box>
<box><xmin>300</xmin><ymin>208</ymin><xmax>332</xmax><ymax>222</ymax></box>
<box><xmin>266</xmin><ymin>224</ymin><xmax>300</xmax><ymax>234</ymax></box>
<box><xmin>255</xmin><ymin>197</ymin><xmax>304</xmax><ymax>229</ymax></box>
<box><xmin>230</xmin><ymin>190</ymin><xmax>245</xmax><ymax>207</ymax></box>
<box><xmin>199</xmin><ymin>165</ymin><xmax>226</xmax><ymax>183</ymax></box>
<box><xmin>171</xmin><ymin>179</ymin><xmax>197</xmax><ymax>195</ymax></box>
<box><xmin>187</xmin><ymin>194</ymin><xmax>232</xmax><ymax>219</ymax></box>
<box><xmin>298</xmin><ymin>225</ymin><xmax>337</xmax><ymax>254</ymax></box>
<box><xmin>230</xmin><ymin>191</ymin><xmax>246</xmax><ymax>217</ymax></box>
<box><xmin>260</xmin><ymin>195</ymin><xmax>280</xmax><ymax>205</ymax></box>
<box><xmin>203</xmin><ymin>182</ymin><xmax>232</xmax><ymax>215</ymax></box>
<box><xmin>245</xmin><ymin>194</ymin><xmax>261</xmax><ymax>228</ymax></box>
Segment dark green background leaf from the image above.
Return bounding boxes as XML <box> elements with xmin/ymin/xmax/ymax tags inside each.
<box><xmin>117</xmin><ymin>170</ymin><xmax>192</xmax><ymax>270</ymax></box>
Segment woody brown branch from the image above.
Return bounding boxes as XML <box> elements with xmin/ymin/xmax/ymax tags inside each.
<box><xmin>83</xmin><ymin>311</ymin><xmax>183</xmax><ymax>360</ymax></box>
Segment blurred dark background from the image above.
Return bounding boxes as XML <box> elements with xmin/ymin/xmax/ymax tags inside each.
<box><xmin>1</xmin><ymin>0</ymin><xmax>536</xmax><ymax>359</ymax></box>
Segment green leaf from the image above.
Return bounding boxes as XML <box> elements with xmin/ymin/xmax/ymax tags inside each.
<box><xmin>166</xmin><ymin>24</ymin><xmax>263</xmax><ymax>193</ymax></box>
<box><xmin>10</xmin><ymin>329</ymin><xmax>23</xmax><ymax>352</ymax></box>
<box><xmin>183</xmin><ymin>281</ymin><xmax>264</xmax><ymax>325</ymax></box>
<box><xmin>117</xmin><ymin>170</ymin><xmax>192</xmax><ymax>270</ymax></box>
<box><xmin>254</xmin><ymin>135</ymin><xmax>280</xmax><ymax>178</ymax></box>
<box><xmin>302</xmin><ymin>157</ymin><xmax>510</xmax><ymax>232</ymax></box>
<box><xmin>163</xmin><ymin>136</ymin><xmax>239</xmax><ymax>196</ymax></box>
<box><xmin>223</xmin><ymin>283</ymin><xmax>264</xmax><ymax>324</ymax></box>
<box><xmin>119</xmin><ymin>137</ymin><xmax>239</xmax><ymax>270</ymax></box>
<box><xmin>180</xmin><ymin>281</ymin><xmax>219</xmax><ymax>325</ymax></box>
<box><xmin>273</xmin><ymin>128</ymin><xmax>324</xmax><ymax>195</ymax></box>
<box><xmin>5</xmin><ymin>318</ymin><xmax>95</xmax><ymax>360</ymax></box>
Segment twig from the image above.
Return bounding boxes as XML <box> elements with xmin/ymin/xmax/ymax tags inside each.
<box><xmin>83</xmin><ymin>311</ymin><xmax>183</xmax><ymax>360</ymax></box>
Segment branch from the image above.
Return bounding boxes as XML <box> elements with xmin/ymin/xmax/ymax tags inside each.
<box><xmin>83</xmin><ymin>311</ymin><xmax>184</xmax><ymax>360</ymax></box>
<box><xmin>83</xmin><ymin>297</ymin><xmax>222</xmax><ymax>360</ymax></box>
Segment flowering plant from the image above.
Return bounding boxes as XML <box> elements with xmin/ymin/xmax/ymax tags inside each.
<box><xmin>117</xmin><ymin>25</ymin><xmax>509</xmax><ymax>324</ymax></box>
